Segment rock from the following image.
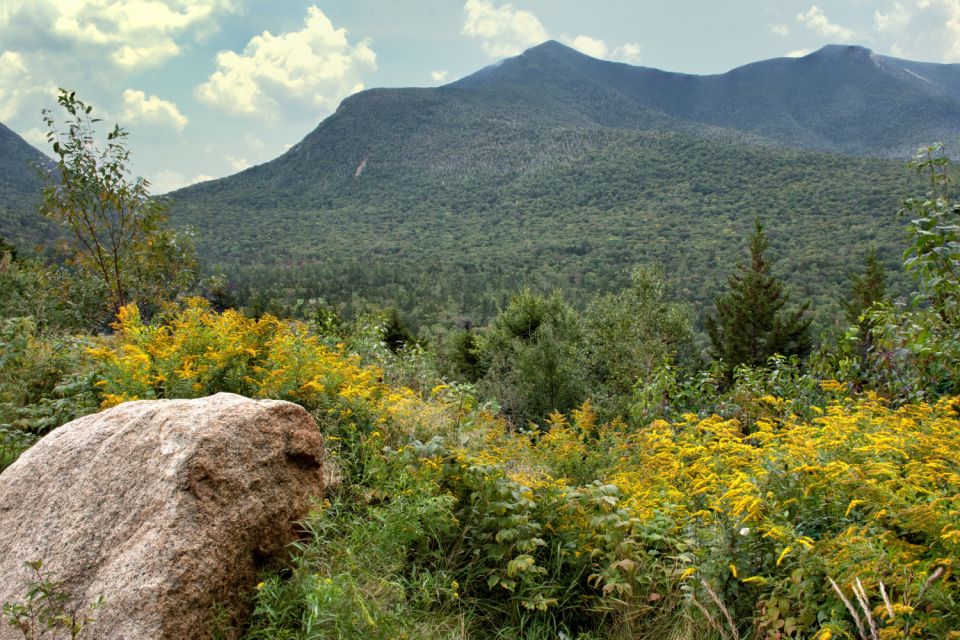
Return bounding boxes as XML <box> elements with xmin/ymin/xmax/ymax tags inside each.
<box><xmin>0</xmin><ymin>393</ymin><xmax>335</xmax><ymax>639</ymax></box>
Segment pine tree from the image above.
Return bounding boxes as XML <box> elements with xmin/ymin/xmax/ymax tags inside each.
<box><xmin>844</xmin><ymin>246</ymin><xmax>887</xmax><ymax>327</ymax></box>
<box><xmin>480</xmin><ymin>290</ymin><xmax>585</xmax><ymax>425</ymax></box>
<box><xmin>0</xmin><ymin>236</ymin><xmax>16</xmax><ymax>262</ymax></box>
<box><xmin>448</xmin><ymin>326</ymin><xmax>485</xmax><ymax>382</ymax></box>
<box><xmin>705</xmin><ymin>220</ymin><xmax>812</xmax><ymax>379</ymax></box>
<box><xmin>843</xmin><ymin>245</ymin><xmax>887</xmax><ymax>357</ymax></box>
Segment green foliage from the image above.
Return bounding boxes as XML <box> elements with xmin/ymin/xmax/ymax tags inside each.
<box><xmin>0</xmin><ymin>254</ymin><xmax>109</xmax><ymax>332</ymax></box>
<box><xmin>245</xmin><ymin>490</ymin><xmax>464</xmax><ymax>640</ymax></box>
<box><xmin>899</xmin><ymin>143</ymin><xmax>960</xmax><ymax>327</ymax></box>
<box><xmin>479</xmin><ymin>291</ymin><xmax>585</xmax><ymax>425</ymax></box>
<box><xmin>0</xmin><ymin>235</ymin><xmax>17</xmax><ymax>262</ymax></box>
<box><xmin>440</xmin><ymin>327</ymin><xmax>485</xmax><ymax>384</ymax></box>
<box><xmin>837</xmin><ymin>144</ymin><xmax>960</xmax><ymax>402</ymax></box>
<box><xmin>9</xmin><ymin>230</ymin><xmax>958</xmax><ymax>639</ymax></box>
<box><xmin>583</xmin><ymin>265</ymin><xmax>696</xmax><ymax>419</ymax></box>
<box><xmin>844</xmin><ymin>245</ymin><xmax>887</xmax><ymax>329</ymax></box>
<box><xmin>169</xmin><ymin>128</ymin><xmax>917</xmax><ymax>334</ymax></box>
<box><xmin>0</xmin><ymin>317</ymin><xmax>98</xmax><ymax>470</ymax></box>
<box><xmin>197</xmin><ymin>273</ymin><xmax>239</xmax><ymax>313</ymax></box>
<box><xmin>40</xmin><ymin>89</ymin><xmax>196</xmax><ymax>318</ymax></box>
<box><xmin>381</xmin><ymin>308</ymin><xmax>417</xmax><ymax>353</ymax></box>
<box><xmin>843</xmin><ymin>245</ymin><xmax>888</xmax><ymax>369</ymax></box>
<box><xmin>2</xmin><ymin>560</ymin><xmax>104</xmax><ymax>640</ymax></box>
<box><xmin>706</xmin><ymin>221</ymin><xmax>812</xmax><ymax>381</ymax></box>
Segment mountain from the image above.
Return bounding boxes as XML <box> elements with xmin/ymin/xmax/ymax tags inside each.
<box><xmin>164</xmin><ymin>42</ymin><xmax>943</xmax><ymax>328</ymax></box>
<box><xmin>453</xmin><ymin>41</ymin><xmax>960</xmax><ymax>157</ymax></box>
<box><xmin>1</xmin><ymin>43</ymin><xmax>945</xmax><ymax>326</ymax></box>
<box><xmin>0</xmin><ymin>123</ymin><xmax>51</xmax><ymax>246</ymax></box>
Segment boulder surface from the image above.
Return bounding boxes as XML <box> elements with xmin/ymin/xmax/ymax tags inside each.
<box><xmin>0</xmin><ymin>393</ymin><xmax>333</xmax><ymax>639</ymax></box>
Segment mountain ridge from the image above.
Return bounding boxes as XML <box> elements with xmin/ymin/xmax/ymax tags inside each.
<box><xmin>175</xmin><ymin>40</ymin><xmax>960</xmax><ymax>210</ymax></box>
<box><xmin>159</xmin><ymin>40</ymin><xmax>945</xmax><ymax>327</ymax></box>
<box><xmin>447</xmin><ymin>41</ymin><xmax>960</xmax><ymax>156</ymax></box>
<box><xmin>0</xmin><ymin>41</ymin><xmax>949</xmax><ymax>327</ymax></box>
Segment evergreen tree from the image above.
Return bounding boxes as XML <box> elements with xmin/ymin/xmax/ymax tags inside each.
<box><xmin>705</xmin><ymin>220</ymin><xmax>812</xmax><ymax>379</ymax></box>
<box><xmin>381</xmin><ymin>308</ymin><xmax>416</xmax><ymax>353</ymax></box>
<box><xmin>447</xmin><ymin>326</ymin><xmax>485</xmax><ymax>383</ymax></box>
<box><xmin>0</xmin><ymin>236</ymin><xmax>17</xmax><ymax>262</ymax></box>
<box><xmin>479</xmin><ymin>290</ymin><xmax>585</xmax><ymax>426</ymax></box>
<box><xmin>844</xmin><ymin>245</ymin><xmax>887</xmax><ymax>339</ymax></box>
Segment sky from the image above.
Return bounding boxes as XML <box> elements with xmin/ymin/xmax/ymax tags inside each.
<box><xmin>1</xmin><ymin>0</ymin><xmax>959</xmax><ymax>193</ymax></box>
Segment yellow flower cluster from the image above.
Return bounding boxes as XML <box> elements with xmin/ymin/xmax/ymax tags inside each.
<box><xmin>89</xmin><ymin>299</ymin><xmax>416</xmax><ymax>427</ymax></box>
<box><xmin>416</xmin><ymin>394</ymin><xmax>960</xmax><ymax>637</ymax></box>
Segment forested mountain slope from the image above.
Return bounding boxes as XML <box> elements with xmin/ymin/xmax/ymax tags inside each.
<box><xmin>3</xmin><ymin>42</ymin><xmax>949</xmax><ymax>326</ymax></box>
<box><xmin>171</xmin><ymin>130</ymin><xmax>917</xmax><ymax>329</ymax></box>
<box><xmin>0</xmin><ymin>123</ymin><xmax>51</xmax><ymax>246</ymax></box>
<box><xmin>165</xmin><ymin>42</ymin><xmax>942</xmax><ymax>327</ymax></box>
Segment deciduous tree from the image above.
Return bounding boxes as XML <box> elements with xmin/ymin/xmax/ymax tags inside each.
<box><xmin>39</xmin><ymin>89</ymin><xmax>195</xmax><ymax>318</ymax></box>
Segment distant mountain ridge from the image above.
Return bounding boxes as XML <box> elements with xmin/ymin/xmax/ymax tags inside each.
<box><xmin>0</xmin><ymin>41</ymin><xmax>951</xmax><ymax>326</ymax></box>
<box><xmin>177</xmin><ymin>41</ymin><xmax>960</xmax><ymax>212</ymax></box>
<box><xmin>158</xmin><ymin>41</ymin><xmax>952</xmax><ymax>327</ymax></box>
<box><xmin>452</xmin><ymin>41</ymin><xmax>960</xmax><ymax>156</ymax></box>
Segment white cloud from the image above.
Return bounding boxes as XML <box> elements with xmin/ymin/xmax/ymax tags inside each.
<box><xmin>0</xmin><ymin>1</ymin><xmax>236</xmax><ymax>128</ymax></box>
<box><xmin>872</xmin><ymin>0</ymin><xmax>960</xmax><ymax>62</ymax></box>
<box><xmin>195</xmin><ymin>5</ymin><xmax>377</xmax><ymax>119</ymax></box>
<box><xmin>149</xmin><ymin>169</ymin><xmax>214</xmax><ymax>194</ymax></box>
<box><xmin>562</xmin><ymin>36</ymin><xmax>643</xmax><ymax>63</ymax></box>
<box><xmin>562</xmin><ymin>35</ymin><xmax>608</xmax><ymax>58</ymax></box>
<box><xmin>226</xmin><ymin>155</ymin><xmax>250</xmax><ymax>171</ymax></box>
<box><xmin>431</xmin><ymin>70</ymin><xmax>450</xmax><ymax>82</ymax></box>
<box><xmin>113</xmin><ymin>41</ymin><xmax>182</xmax><ymax>68</ymax></box>
<box><xmin>875</xmin><ymin>3</ymin><xmax>912</xmax><ymax>32</ymax></box>
<box><xmin>796</xmin><ymin>5</ymin><xmax>857</xmax><ymax>42</ymax></box>
<box><xmin>121</xmin><ymin>89</ymin><xmax>188</xmax><ymax>131</ymax></box>
<box><xmin>770</xmin><ymin>23</ymin><xmax>790</xmax><ymax>36</ymax></box>
<box><xmin>785</xmin><ymin>48</ymin><xmax>812</xmax><ymax>58</ymax></box>
<box><xmin>0</xmin><ymin>0</ymin><xmax>239</xmax><ymax>69</ymax></box>
<box><xmin>0</xmin><ymin>51</ymin><xmax>57</xmax><ymax>121</ymax></box>
<box><xmin>462</xmin><ymin>0</ymin><xmax>549</xmax><ymax>58</ymax></box>
<box><xmin>611</xmin><ymin>43</ymin><xmax>642</xmax><ymax>65</ymax></box>
<box><xmin>18</xmin><ymin>127</ymin><xmax>48</xmax><ymax>148</ymax></box>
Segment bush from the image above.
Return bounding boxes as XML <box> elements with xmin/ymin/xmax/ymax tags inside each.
<box><xmin>88</xmin><ymin>299</ymin><xmax>411</xmax><ymax>418</ymax></box>
<box><xmin>0</xmin><ymin>317</ymin><xmax>98</xmax><ymax>470</ymax></box>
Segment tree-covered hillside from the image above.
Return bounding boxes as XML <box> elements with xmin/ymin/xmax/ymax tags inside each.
<box><xmin>3</xmin><ymin>42</ymin><xmax>949</xmax><ymax>329</ymax></box>
<box><xmin>0</xmin><ymin>123</ymin><xmax>52</xmax><ymax>247</ymax></box>
<box><xmin>163</xmin><ymin>41</ymin><xmax>954</xmax><ymax>329</ymax></box>
<box><xmin>172</xmin><ymin>127</ymin><xmax>918</xmax><ymax>330</ymax></box>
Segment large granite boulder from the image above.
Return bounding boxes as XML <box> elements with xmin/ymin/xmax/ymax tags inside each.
<box><xmin>0</xmin><ymin>393</ymin><xmax>335</xmax><ymax>639</ymax></box>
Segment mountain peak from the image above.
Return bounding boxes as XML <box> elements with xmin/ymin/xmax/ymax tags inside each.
<box><xmin>451</xmin><ymin>39</ymin><xmax>594</xmax><ymax>89</ymax></box>
<box><xmin>807</xmin><ymin>44</ymin><xmax>874</xmax><ymax>59</ymax></box>
<box><xmin>520</xmin><ymin>40</ymin><xmax>579</xmax><ymax>57</ymax></box>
